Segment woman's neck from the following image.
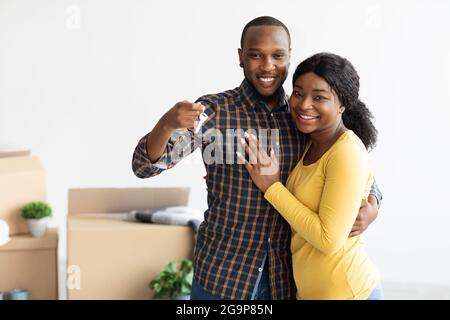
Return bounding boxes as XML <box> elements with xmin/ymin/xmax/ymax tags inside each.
<box><xmin>310</xmin><ymin>121</ymin><xmax>346</xmax><ymax>148</ymax></box>
<box><xmin>304</xmin><ymin>122</ymin><xmax>347</xmax><ymax>165</ymax></box>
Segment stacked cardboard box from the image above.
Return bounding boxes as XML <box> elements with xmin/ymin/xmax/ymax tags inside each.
<box><xmin>67</xmin><ymin>187</ymin><xmax>195</xmax><ymax>300</ymax></box>
<box><xmin>0</xmin><ymin>229</ymin><xmax>58</xmax><ymax>299</ymax></box>
<box><xmin>0</xmin><ymin>148</ymin><xmax>58</xmax><ymax>299</ymax></box>
<box><xmin>0</xmin><ymin>149</ymin><xmax>46</xmax><ymax>234</ymax></box>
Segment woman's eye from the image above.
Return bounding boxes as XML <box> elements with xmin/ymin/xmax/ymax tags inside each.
<box><xmin>314</xmin><ymin>96</ymin><xmax>325</xmax><ymax>101</ymax></box>
<box><xmin>293</xmin><ymin>91</ymin><xmax>303</xmax><ymax>97</ymax></box>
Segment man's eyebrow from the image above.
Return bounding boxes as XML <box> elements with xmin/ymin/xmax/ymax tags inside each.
<box><xmin>245</xmin><ymin>48</ymin><xmax>287</xmax><ymax>52</ymax></box>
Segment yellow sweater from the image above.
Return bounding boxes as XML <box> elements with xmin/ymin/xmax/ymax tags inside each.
<box><xmin>264</xmin><ymin>130</ymin><xmax>379</xmax><ymax>300</ymax></box>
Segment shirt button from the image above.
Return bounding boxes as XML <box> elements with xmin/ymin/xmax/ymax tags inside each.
<box><xmin>258</xmin><ymin>268</ymin><xmax>263</xmax><ymax>272</ymax></box>
<box><xmin>267</xmin><ymin>237</ymin><xmax>271</xmax><ymax>243</ymax></box>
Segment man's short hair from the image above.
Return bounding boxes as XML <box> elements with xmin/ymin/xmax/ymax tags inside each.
<box><xmin>240</xmin><ymin>16</ymin><xmax>291</xmax><ymax>48</ymax></box>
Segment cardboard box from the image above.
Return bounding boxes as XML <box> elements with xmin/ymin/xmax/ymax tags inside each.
<box><xmin>67</xmin><ymin>187</ymin><xmax>195</xmax><ymax>300</ymax></box>
<box><xmin>0</xmin><ymin>228</ymin><xmax>58</xmax><ymax>299</ymax></box>
<box><xmin>0</xmin><ymin>150</ymin><xmax>46</xmax><ymax>235</ymax></box>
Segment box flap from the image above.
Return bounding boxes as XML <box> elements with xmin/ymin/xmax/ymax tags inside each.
<box><xmin>68</xmin><ymin>187</ymin><xmax>190</xmax><ymax>214</ymax></box>
<box><xmin>0</xmin><ymin>146</ymin><xmax>31</xmax><ymax>158</ymax></box>
<box><xmin>67</xmin><ymin>213</ymin><xmax>194</xmax><ymax>231</ymax></box>
<box><xmin>0</xmin><ymin>228</ymin><xmax>57</xmax><ymax>251</ymax></box>
<box><xmin>0</xmin><ymin>155</ymin><xmax>44</xmax><ymax>174</ymax></box>
<box><xmin>0</xmin><ymin>155</ymin><xmax>46</xmax><ymax>235</ymax></box>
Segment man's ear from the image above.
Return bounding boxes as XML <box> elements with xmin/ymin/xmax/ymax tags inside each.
<box><xmin>286</xmin><ymin>48</ymin><xmax>292</xmax><ymax>70</ymax></box>
<box><xmin>238</xmin><ymin>48</ymin><xmax>243</xmax><ymax>68</ymax></box>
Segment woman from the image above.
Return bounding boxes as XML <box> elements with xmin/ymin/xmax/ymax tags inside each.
<box><xmin>237</xmin><ymin>52</ymin><xmax>383</xmax><ymax>300</ymax></box>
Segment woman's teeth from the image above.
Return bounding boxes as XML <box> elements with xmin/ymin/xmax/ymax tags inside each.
<box><xmin>298</xmin><ymin>113</ymin><xmax>319</xmax><ymax>120</ymax></box>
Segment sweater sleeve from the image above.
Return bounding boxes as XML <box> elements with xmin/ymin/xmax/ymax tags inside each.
<box><xmin>264</xmin><ymin>141</ymin><xmax>371</xmax><ymax>255</ymax></box>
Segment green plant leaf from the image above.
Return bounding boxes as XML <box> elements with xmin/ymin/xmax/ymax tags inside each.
<box><xmin>180</xmin><ymin>283</ymin><xmax>191</xmax><ymax>295</ymax></box>
<box><xmin>148</xmin><ymin>259</ymin><xmax>194</xmax><ymax>299</ymax></box>
<box><xmin>21</xmin><ymin>201</ymin><xmax>52</xmax><ymax>219</ymax></box>
<box><xmin>165</xmin><ymin>262</ymin><xmax>177</xmax><ymax>274</ymax></box>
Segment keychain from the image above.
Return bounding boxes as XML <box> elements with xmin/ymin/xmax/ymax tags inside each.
<box><xmin>194</xmin><ymin>111</ymin><xmax>208</xmax><ymax>134</ymax></box>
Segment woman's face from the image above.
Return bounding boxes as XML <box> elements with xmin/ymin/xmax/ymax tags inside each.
<box><xmin>289</xmin><ymin>72</ymin><xmax>344</xmax><ymax>135</ymax></box>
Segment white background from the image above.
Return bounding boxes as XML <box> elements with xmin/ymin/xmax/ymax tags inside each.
<box><xmin>1</xmin><ymin>0</ymin><xmax>450</xmax><ymax>298</ymax></box>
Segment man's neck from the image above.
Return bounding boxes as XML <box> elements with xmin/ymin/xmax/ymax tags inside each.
<box><xmin>243</xmin><ymin>78</ymin><xmax>285</xmax><ymax>110</ymax></box>
<box><xmin>265</xmin><ymin>97</ymin><xmax>278</xmax><ymax>110</ymax></box>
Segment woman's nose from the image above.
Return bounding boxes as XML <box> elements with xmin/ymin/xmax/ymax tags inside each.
<box><xmin>294</xmin><ymin>97</ymin><xmax>313</xmax><ymax>110</ymax></box>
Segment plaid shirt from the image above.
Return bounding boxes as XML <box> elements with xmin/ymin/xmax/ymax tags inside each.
<box><xmin>132</xmin><ymin>79</ymin><xmax>382</xmax><ymax>300</ymax></box>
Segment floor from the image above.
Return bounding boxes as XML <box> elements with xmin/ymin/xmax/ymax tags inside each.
<box><xmin>59</xmin><ymin>255</ymin><xmax>450</xmax><ymax>300</ymax></box>
<box><xmin>382</xmin><ymin>281</ymin><xmax>450</xmax><ymax>300</ymax></box>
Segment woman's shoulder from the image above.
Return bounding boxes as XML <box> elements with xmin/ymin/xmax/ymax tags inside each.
<box><xmin>325</xmin><ymin>130</ymin><xmax>370</xmax><ymax>166</ymax></box>
<box><xmin>333</xmin><ymin>130</ymin><xmax>367</xmax><ymax>152</ymax></box>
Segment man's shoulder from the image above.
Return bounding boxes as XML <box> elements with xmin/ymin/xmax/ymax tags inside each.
<box><xmin>195</xmin><ymin>86</ymin><xmax>242</xmax><ymax>107</ymax></box>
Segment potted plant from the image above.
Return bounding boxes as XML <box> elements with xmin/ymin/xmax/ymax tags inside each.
<box><xmin>149</xmin><ymin>259</ymin><xmax>193</xmax><ymax>300</ymax></box>
<box><xmin>21</xmin><ymin>201</ymin><xmax>52</xmax><ymax>238</ymax></box>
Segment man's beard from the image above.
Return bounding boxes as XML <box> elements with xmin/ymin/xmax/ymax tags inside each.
<box><xmin>244</xmin><ymin>73</ymin><xmax>288</xmax><ymax>104</ymax></box>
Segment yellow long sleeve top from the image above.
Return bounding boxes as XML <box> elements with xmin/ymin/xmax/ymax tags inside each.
<box><xmin>264</xmin><ymin>130</ymin><xmax>379</xmax><ymax>300</ymax></box>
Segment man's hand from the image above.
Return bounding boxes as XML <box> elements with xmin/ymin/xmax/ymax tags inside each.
<box><xmin>161</xmin><ymin>101</ymin><xmax>204</xmax><ymax>131</ymax></box>
<box><xmin>145</xmin><ymin>101</ymin><xmax>204</xmax><ymax>163</ymax></box>
<box><xmin>349</xmin><ymin>195</ymin><xmax>378</xmax><ymax>237</ymax></box>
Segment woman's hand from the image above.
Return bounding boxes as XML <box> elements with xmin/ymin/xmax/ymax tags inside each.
<box><xmin>236</xmin><ymin>133</ymin><xmax>281</xmax><ymax>193</ymax></box>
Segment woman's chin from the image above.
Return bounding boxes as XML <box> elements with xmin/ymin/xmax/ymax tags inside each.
<box><xmin>296</xmin><ymin>124</ymin><xmax>313</xmax><ymax>134</ymax></box>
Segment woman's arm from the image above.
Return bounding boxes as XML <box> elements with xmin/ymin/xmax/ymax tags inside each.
<box><xmin>264</xmin><ymin>143</ymin><xmax>371</xmax><ymax>255</ymax></box>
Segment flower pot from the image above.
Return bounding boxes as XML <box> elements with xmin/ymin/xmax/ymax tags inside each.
<box><xmin>26</xmin><ymin>218</ymin><xmax>49</xmax><ymax>237</ymax></box>
<box><xmin>9</xmin><ymin>289</ymin><xmax>29</xmax><ymax>300</ymax></box>
<box><xmin>0</xmin><ymin>219</ymin><xmax>10</xmax><ymax>246</ymax></box>
<box><xmin>172</xmin><ymin>294</ymin><xmax>190</xmax><ymax>300</ymax></box>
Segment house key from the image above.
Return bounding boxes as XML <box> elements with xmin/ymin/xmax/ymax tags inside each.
<box><xmin>194</xmin><ymin>111</ymin><xmax>208</xmax><ymax>134</ymax></box>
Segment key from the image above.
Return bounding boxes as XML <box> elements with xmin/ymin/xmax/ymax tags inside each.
<box><xmin>194</xmin><ymin>112</ymin><xmax>208</xmax><ymax>134</ymax></box>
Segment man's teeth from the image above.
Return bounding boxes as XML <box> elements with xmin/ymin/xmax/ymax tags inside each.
<box><xmin>259</xmin><ymin>77</ymin><xmax>275</xmax><ymax>82</ymax></box>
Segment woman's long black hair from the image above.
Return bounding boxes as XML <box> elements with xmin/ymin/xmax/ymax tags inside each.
<box><xmin>292</xmin><ymin>52</ymin><xmax>378</xmax><ymax>151</ymax></box>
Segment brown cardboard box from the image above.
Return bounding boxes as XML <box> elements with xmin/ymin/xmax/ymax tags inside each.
<box><xmin>67</xmin><ymin>187</ymin><xmax>195</xmax><ymax>300</ymax></box>
<box><xmin>0</xmin><ymin>150</ymin><xmax>46</xmax><ymax>235</ymax></box>
<box><xmin>0</xmin><ymin>228</ymin><xmax>58</xmax><ymax>299</ymax></box>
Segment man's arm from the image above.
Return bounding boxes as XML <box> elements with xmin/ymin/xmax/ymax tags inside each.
<box><xmin>369</xmin><ymin>178</ymin><xmax>383</xmax><ymax>207</ymax></box>
<box><xmin>146</xmin><ymin>101</ymin><xmax>204</xmax><ymax>162</ymax></box>
<box><xmin>350</xmin><ymin>179</ymin><xmax>382</xmax><ymax>237</ymax></box>
<box><xmin>132</xmin><ymin>101</ymin><xmax>204</xmax><ymax>179</ymax></box>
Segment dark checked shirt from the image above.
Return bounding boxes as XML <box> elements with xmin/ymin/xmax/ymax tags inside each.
<box><xmin>132</xmin><ymin>79</ymin><xmax>382</xmax><ymax>300</ymax></box>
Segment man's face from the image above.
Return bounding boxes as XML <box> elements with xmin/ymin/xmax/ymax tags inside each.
<box><xmin>239</xmin><ymin>26</ymin><xmax>291</xmax><ymax>102</ymax></box>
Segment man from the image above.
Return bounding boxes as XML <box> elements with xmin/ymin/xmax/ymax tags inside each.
<box><xmin>132</xmin><ymin>16</ymin><xmax>382</xmax><ymax>300</ymax></box>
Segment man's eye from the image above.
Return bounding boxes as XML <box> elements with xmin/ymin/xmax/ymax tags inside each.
<box><xmin>274</xmin><ymin>54</ymin><xmax>285</xmax><ymax>60</ymax></box>
<box><xmin>249</xmin><ymin>53</ymin><xmax>260</xmax><ymax>58</ymax></box>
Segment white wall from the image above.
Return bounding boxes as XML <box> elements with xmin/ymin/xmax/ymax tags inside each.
<box><xmin>1</xmin><ymin>0</ymin><xmax>450</xmax><ymax>297</ymax></box>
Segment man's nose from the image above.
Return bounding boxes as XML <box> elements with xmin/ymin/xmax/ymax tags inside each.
<box><xmin>260</xmin><ymin>57</ymin><xmax>276</xmax><ymax>72</ymax></box>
